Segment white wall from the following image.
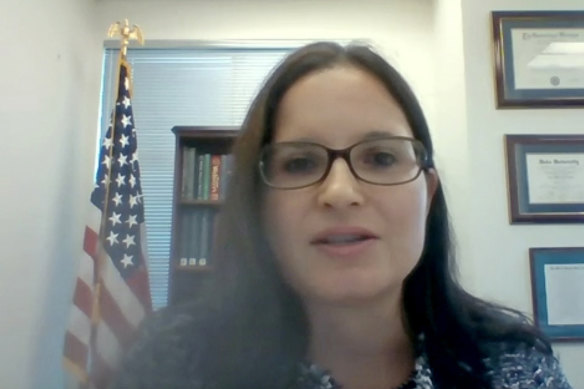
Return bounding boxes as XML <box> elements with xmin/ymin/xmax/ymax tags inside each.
<box><xmin>1</xmin><ymin>0</ymin><xmax>582</xmax><ymax>388</ymax></box>
<box><xmin>460</xmin><ymin>1</ymin><xmax>584</xmax><ymax>388</ymax></box>
<box><xmin>0</xmin><ymin>0</ymin><xmax>102</xmax><ymax>388</ymax></box>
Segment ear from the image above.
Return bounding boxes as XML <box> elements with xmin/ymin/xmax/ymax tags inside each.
<box><xmin>423</xmin><ymin>168</ymin><xmax>439</xmax><ymax>216</ymax></box>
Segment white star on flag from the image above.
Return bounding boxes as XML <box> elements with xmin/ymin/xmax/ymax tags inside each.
<box><xmin>121</xmin><ymin>253</ymin><xmax>134</xmax><ymax>268</ymax></box>
<box><xmin>117</xmin><ymin>153</ymin><xmax>128</xmax><ymax>167</ymax></box>
<box><xmin>119</xmin><ymin>134</ymin><xmax>130</xmax><ymax>148</ymax></box>
<box><xmin>122</xmin><ymin>234</ymin><xmax>136</xmax><ymax>249</ymax></box>
<box><xmin>128</xmin><ymin>194</ymin><xmax>139</xmax><ymax>208</ymax></box>
<box><xmin>103</xmin><ymin>135</ymin><xmax>113</xmax><ymax>150</ymax></box>
<box><xmin>115</xmin><ymin>173</ymin><xmax>126</xmax><ymax>187</ymax></box>
<box><xmin>126</xmin><ymin>214</ymin><xmax>138</xmax><ymax>228</ymax></box>
<box><xmin>102</xmin><ymin>155</ymin><xmax>111</xmax><ymax>169</ymax></box>
<box><xmin>121</xmin><ymin>114</ymin><xmax>132</xmax><ymax>129</ymax></box>
<box><xmin>109</xmin><ymin>212</ymin><xmax>122</xmax><ymax>226</ymax></box>
<box><xmin>112</xmin><ymin>192</ymin><xmax>123</xmax><ymax>206</ymax></box>
<box><xmin>106</xmin><ymin>231</ymin><xmax>119</xmax><ymax>246</ymax></box>
<box><xmin>122</xmin><ymin>96</ymin><xmax>131</xmax><ymax>109</ymax></box>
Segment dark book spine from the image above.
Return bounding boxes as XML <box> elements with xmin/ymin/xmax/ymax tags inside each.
<box><xmin>180</xmin><ymin>147</ymin><xmax>189</xmax><ymax>199</ymax></box>
<box><xmin>198</xmin><ymin>210</ymin><xmax>211</xmax><ymax>266</ymax></box>
<box><xmin>219</xmin><ymin>154</ymin><xmax>234</xmax><ymax>200</ymax></box>
<box><xmin>186</xmin><ymin>147</ymin><xmax>197</xmax><ymax>199</ymax></box>
<box><xmin>188</xmin><ymin>211</ymin><xmax>200</xmax><ymax>266</ymax></box>
<box><xmin>178</xmin><ymin>209</ymin><xmax>190</xmax><ymax>267</ymax></box>
<box><xmin>196</xmin><ymin>154</ymin><xmax>205</xmax><ymax>200</ymax></box>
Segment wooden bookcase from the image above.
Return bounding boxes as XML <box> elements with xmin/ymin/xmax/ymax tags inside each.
<box><xmin>169</xmin><ymin>126</ymin><xmax>239</xmax><ymax>305</ymax></box>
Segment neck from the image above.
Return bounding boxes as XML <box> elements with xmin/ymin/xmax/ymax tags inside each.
<box><xmin>305</xmin><ymin>293</ymin><xmax>415</xmax><ymax>389</ymax></box>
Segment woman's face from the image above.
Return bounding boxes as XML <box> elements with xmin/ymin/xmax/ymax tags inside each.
<box><xmin>263</xmin><ymin>65</ymin><xmax>437</xmax><ymax>306</ymax></box>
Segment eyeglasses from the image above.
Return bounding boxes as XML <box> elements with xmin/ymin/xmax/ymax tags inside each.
<box><xmin>259</xmin><ymin>136</ymin><xmax>430</xmax><ymax>189</ymax></box>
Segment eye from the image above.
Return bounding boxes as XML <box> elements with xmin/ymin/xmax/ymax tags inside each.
<box><xmin>363</xmin><ymin>150</ymin><xmax>397</xmax><ymax>168</ymax></box>
<box><xmin>282</xmin><ymin>156</ymin><xmax>318</xmax><ymax>174</ymax></box>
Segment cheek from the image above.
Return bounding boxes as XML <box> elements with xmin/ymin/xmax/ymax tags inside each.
<box><xmin>262</xmin><ymin>192</ymin><xmax>313</xmax><ymax>290</ymax></box>
<box><xmin>378</xmin><ymin>185</ymin><xmax>430</xmax><ymax>252</ymax></box>
<box><xmin>262</xmin><ymin>193</ymin><xmax>299</xmax><ymax>253</ymax></box>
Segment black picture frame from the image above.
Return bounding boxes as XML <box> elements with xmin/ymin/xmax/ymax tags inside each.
<box><xmin>492</xmin><ymin>11</ymin><xmax>584</xmax><ymax>108</ymax></box>
<box><xmin>505</xmin><ymin>134</ymin><xmax>584</xmax><ymax>223</ymax></box>
<box><xmin>530</xmin><ymin>247</ymin><xmax>584</xmax><ymax>341</ymax></box>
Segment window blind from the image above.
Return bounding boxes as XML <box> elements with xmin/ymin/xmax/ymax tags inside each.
<box><xmin>100</xmin><ymin>46</ymin><xmax>291</xmax><ymax>309</ymax></box>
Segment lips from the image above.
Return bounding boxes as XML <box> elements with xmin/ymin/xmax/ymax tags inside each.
<box><xmin>311</xmin><ymin>227</ymin><xmax>378</xmax><ymax>245</ymax></box>
<box><xmin>310</xmin><ymin>227</ymin><xmax>378</xmax><ymax>257</ymax></box>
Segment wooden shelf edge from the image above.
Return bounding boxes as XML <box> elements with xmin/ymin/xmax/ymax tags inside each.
<box><xmin>174</xmin><ymin>264</ymin><xmax>214</xmax><ymax>272</ymax></box>
<box><xmin>179</xmin><ymin>199</ymin><xmax>224</xmax><ymax>206</ymax></box>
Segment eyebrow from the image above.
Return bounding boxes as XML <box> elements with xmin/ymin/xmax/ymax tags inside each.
<box><xmin>289</xmin><ymin>129</ymin><xmax>402</xmax><ymax>144</ymax></box>
<box><xmin>361</xmin><ymin>130</ymin><xmax>397</xmax><ymax>140</ymax></box>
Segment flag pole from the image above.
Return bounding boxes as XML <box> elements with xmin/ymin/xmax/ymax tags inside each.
<box><xmin>83</xmin><ymin>19</ymin><xmax>145</xmax><ymax>389</ymax></box>
<box><xmin>101</xmin><ymin>19</ymin><xmax>144</xmax><ymax>230</ymax></box>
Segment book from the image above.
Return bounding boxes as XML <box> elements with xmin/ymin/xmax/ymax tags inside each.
<box><xmin>189</xmin><ymin>148</ymin><xmax>198</xmax><ymax>199</ymax></box>
<box><xmin>209</xmin><ymin>155</ymin><xmax>222</xmax><ymax>201</ymax></box>
<box><xmin>185</xmin><ymin>147</ymin><xmax>197</xmax><ymax>199</ymax></box>
<box><xmin>219</xmin><ymin>154</ymin><xmax>234</xmax><ymax>200</ymax></box>
<box><xmin>196</xmin><ymin>154</ymin><xmax>205</xmax><ymax>200</ymax></box>
<box><xmin>198</xmin><ymin>209</ymin><xmax>211</xmax><ymax>266</ymax></box>
<box><xmin>181</xmin><ymin>147</ymin><xmax>188</xmax><ymax>199</ymax></box>
<box><xmin>179</xmin><ymin>209</ymin><xmax>191</xmax><ymax>267</ymax></box>
<box><xmin>181</xmin><ymin>147</ymin><xmax>192</xmax><ymax>199</ymax></box>
<box><xmin>201</xmin><ymin>154</ymin><xmax>211</xmax><ymax>201</ymax></box>
<box><xmin>188</xmin><ymin>211</ymin><xmax>200</xmax><ymax>266</ymax></box>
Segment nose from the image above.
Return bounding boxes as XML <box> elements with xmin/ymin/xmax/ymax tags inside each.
<box><xmin>316</xmin><ymin>158</ymin><xmax>365</xmax><ymax>209</ymax></box>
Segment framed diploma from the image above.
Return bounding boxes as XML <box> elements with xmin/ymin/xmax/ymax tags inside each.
<box><xmin>505</xmin><ymin>134</ymin><xmax>584</xmax><ymax>223</ymax></box>
<box><xmin>530</xmin><ymin>247</ymin><xmax>584</xmax><ymax>341</ymax></box>
<box><xmin>492</xmin><ymin>11</ymin><xmax>584</xmax><ymax>108</ymax></box>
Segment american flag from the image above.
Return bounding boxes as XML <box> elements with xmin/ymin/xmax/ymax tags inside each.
<box><xmin>63</xmin><ymin>58</ymin><xmax>152</xmax><ymax>389</ymax></box>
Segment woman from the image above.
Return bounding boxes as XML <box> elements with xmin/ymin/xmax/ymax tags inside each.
<box><xmin>113</xmin><ymin>42</ymin><xmax>572</xmax><ymax>389</ymax></box>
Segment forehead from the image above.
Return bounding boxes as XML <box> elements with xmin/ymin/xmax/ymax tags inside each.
<box><xmin>273</xmin><ymin>65</ymin><xmax>413</xmax><ymax>145</ymax></box>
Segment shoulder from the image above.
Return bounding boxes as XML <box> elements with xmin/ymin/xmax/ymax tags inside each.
<box><xmin>111</xmin><ymin>300</ymin><xmax>217</xmax><ymax>389</ymax></box>
<box><xmin>483</xmin><ymin>341</ymin><xmax>572</xmax><ymax>389</ymax></box>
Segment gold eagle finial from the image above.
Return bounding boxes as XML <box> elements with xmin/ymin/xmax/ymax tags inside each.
<box><xmin>108</xmin><ymin>19</ymin><xmax>144</xmax><ymax>58</ymax></box>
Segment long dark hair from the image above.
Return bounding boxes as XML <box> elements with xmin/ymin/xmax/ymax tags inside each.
<box><xmin>199</xmin><ymin>42</ymin><xmax>550</xmax><ymax>389</ymax></box>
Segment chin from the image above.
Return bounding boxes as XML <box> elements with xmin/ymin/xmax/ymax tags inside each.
<box><xmin>311</xmin><ymin>277</ymin><xmax>401</xmax><ymax>306</ymax></box>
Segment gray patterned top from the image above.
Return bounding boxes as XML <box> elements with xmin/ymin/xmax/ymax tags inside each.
<box><xmin>295</xmin><ymin>344</ymin><xmax>572</xmax><ymax>389</ymax></box>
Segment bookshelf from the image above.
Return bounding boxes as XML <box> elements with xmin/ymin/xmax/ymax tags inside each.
<box><xmin>169</xmin><ymin>126</ymin><xmax>239</xmax><ymax>305</ymax></box>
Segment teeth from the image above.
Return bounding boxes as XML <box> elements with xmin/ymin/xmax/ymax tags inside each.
<box><xmin>323</xmin><ymin>235</ymin><xmax>365</xmax><ymax>244</ymax></box>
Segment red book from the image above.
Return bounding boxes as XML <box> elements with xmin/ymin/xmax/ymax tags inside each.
<box><xmin>209</xmin><ymin>155</ymin><xmax>222</xmax><ymax>201</ymax></box>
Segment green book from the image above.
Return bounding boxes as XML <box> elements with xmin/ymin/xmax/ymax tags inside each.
<box><xmin>202</xmin><ymin>154</ymin><xmax>211</xmax><ymax>201</ymax></box>
<box><xmin>184</xmin><ymin>147</ymin><xmax>196</xmax><ymax>199</ymax></box>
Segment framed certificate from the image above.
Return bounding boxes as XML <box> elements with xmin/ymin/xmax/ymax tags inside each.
<box><xmin>492</xmin><ymin>11</ymin><xmax>584</xmax><ymax>108</ymax></box>
<box><xmin>530</xmin><ymin>247</ymin><xmax>584</xmax><ymax>341</ymax></box>
<box><xmin>505</xmin><ymin>134</ymin><xmax>584</xmax><ymax>223</ymax></box>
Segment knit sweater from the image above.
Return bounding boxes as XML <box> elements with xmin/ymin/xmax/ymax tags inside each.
<box><xmin>112</xmin><ymin>308</ymin><xmax>573</xmax><ymax>389</ymax></box>
<box><xmin>295</xmin><ymin>342</ymin><xmax>572</xmax><ymax>389</ymax></box>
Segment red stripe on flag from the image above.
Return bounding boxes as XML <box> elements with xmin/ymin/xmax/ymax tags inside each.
<box><xmin>64</xmin><ymin>331</ymin><xmax>88</xmax><ymax>370</ymax></box>
<box><xmin>125</xmin><ymin>265</ymin><xmax>152</xmax><ymax>310</ymax></box>
<box><xmin>84</xmin><ymin>226</ymin><xmax>99</xmax><ymax>259</ymax></box>
<box><xmin>99</xmin><ymin>285</ymin><xmax>136</xmax><ymax>348</ymax></box>
<box><xmin>73</xmin><ymin>279</ymin><xmax>93</xmax><ymax>318</ymax></box>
